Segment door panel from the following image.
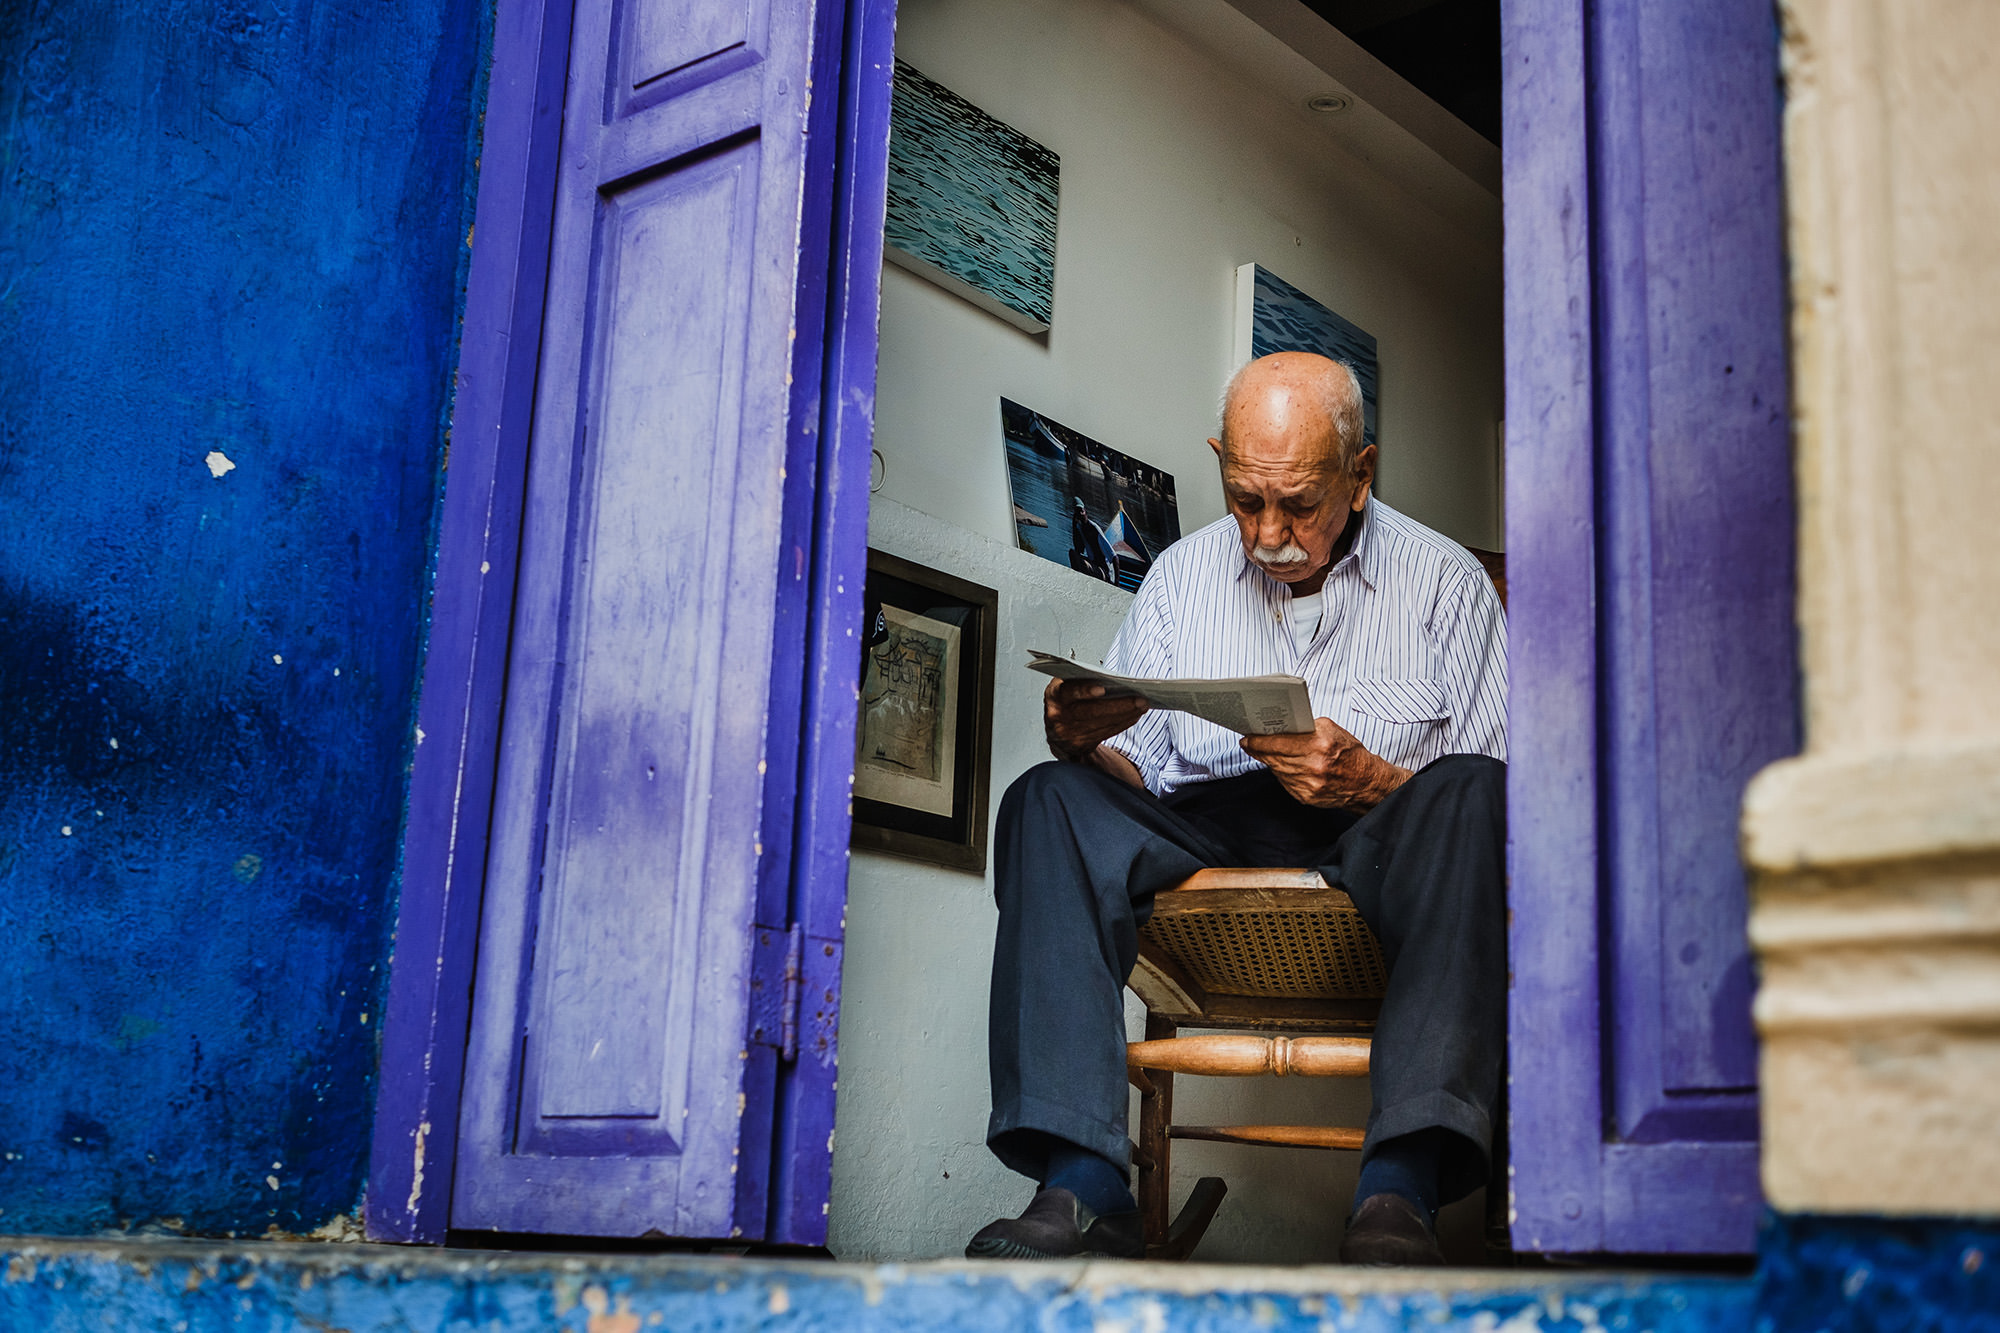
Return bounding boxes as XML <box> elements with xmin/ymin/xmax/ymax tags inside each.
<box><xmin>523</xmin><ymin>147</ymin><xmax>755</xmax><ymax>1135</ymax></box>
<box><xmin>446</xmin><ymin>0</ymin><xmax>845</xmax><ymax>1239</ymax></box>
<box><xmin>1507</xmin><ymin>0</ymin><xmax>1794</xmax><ymax>1254</ymax></box>
<box><xmin>367</xmin><ymin>0</ymin><xmax>893</xmax><ymax>1246</ymax></box>
<box><xmin>626</xmin><ymin>0</ymin><xmax>757</xmax><ymax>88</ymax></box>
<box><xmin>1634</xmin><ymin>0</ymin><xmax>1792</xmax><ymax>1102</ymax></box>
<box><xmin>1607</xmin><ymin>0</ymin><xmax>1791</xmax><ymax>1131</ymax></box>
<box><xmin>614</xmin><ymin>0</ymin><xmax>768</xmax><ymax>120</ymax></box>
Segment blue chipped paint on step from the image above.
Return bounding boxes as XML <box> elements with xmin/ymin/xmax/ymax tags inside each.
<box><xmin>0</xmin><ymin>1240</ymin><xmax>1757</xmax><ymax>1332</ymax></box>
<box><xmin>12</xmin><ymin>1216</ymin><xmax>2000</xmax><ymax>1330</ymax></box>
<box><xmin>1756</xmin><ymin>1213</ymin><xmax>2000</xmax><ymax>1332</ymax></box>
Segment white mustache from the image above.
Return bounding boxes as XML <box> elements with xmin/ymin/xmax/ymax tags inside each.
<box><xmin>1253</xmin><ymin>541</ymin><xmax>1311</xmax><ymax>566</ymax></box>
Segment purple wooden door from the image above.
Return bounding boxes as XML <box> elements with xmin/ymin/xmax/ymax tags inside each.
<box><xmin>363</xmin><ymin>0</ymin><xmax>894</xmax><ymax>1244</ymax></box>
<box><xmin>1505</xmin><ymin>0</ymin><xmax>1795</xmax><ymax>1254</ymax></box>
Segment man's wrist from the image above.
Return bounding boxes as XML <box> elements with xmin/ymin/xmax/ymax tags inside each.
<box><xmin>1050</xmin><ymin>737</ymin><xmax>1096</xmax><ymax>764</ymax></box>
<box><xmin>1369</xmin><ymin>757</ymin><xmax>1412</xmax><ymax>805</ymax></box>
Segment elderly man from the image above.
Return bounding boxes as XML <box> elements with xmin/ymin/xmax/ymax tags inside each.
<box><xmin>966</xmin><ymin>352</ymin><xmax>1507</xmax><ymax>1266</ymax></box>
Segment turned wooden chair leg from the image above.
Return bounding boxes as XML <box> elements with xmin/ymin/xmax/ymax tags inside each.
<box><xmin>1136</xmin><ymin>1014</ymin><xmax>1175</xmax><ymax>1255</ymax></box>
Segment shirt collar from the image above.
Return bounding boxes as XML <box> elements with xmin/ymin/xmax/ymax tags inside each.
<box><xmin>1233</xmin><ymin>495</ymin><xmax>1379</xmax><ymax>592</ymax></box>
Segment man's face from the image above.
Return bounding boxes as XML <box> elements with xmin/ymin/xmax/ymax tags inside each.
<box><xmin>1208</xmin><ymin>404</ymin><xmax>1375</xmax><ymax>588</ymax></box>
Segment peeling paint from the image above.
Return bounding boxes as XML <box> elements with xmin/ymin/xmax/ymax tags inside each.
<box><xmin>405</xmin><ymin>1121</ymin><xmax>430</xmax><ymax>1217</ymax></box>
<box><xmin>204</xmin><ymin>451</ymin><xmax>236</xmax><ymax>479</ymax></box>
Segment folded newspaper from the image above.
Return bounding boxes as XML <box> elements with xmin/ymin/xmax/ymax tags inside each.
<box><xmin>1026</xmin><ymin>650</ymin><xmax>1314</xmax><ymax>736</ymax></box>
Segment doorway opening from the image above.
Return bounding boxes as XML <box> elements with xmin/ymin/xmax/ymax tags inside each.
<box><xmin>842</xmin><ymin>0</ymin><xmax>1505</xmax><ymax>1265</ymax></box>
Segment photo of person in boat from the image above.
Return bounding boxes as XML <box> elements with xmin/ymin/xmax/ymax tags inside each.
<box><xmin>1001</xmin><ymin>398</ymin><xmax>1181</xmax><ymax>592</ymax></box>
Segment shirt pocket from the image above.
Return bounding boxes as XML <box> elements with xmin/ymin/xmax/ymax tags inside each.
<box><xmin>1348</xmin><ymin>677</ymin><xmax>1452</xmax><ymax>726</ymax></box>
<box><xmin>1345</xmin><ymin>677</ymin><xmax>1452</xmax><ymax>769</ymax></box>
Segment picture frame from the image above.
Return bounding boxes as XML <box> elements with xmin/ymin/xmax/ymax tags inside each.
<box><xmin>1002</xmin><ymin>397</ymin><xmax>1180</xmax><ymax>593</ymax></box>
<box><xmin>1234</xmin><ymin>262</ymin><xmax>1379</xmax><ymax>447</ymax></box>
<box><xmin>850</xmin><ymin>549</ymin><xmax>998</xmax><ymax>872</ymax></box>
<box><xmin>885</xmin><ymin>60</ymin><xmax>1061</xmax><ymax>334</ymax></box>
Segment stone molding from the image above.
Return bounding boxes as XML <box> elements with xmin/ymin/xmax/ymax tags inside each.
<box><xmin>1754</xmin><ymin>0</ymin><xmax>2000</xmax><ymax>1217</ymax></box>
<box><xmin>1753</xmin><ymin>854</ymin><xmax>2000</xmax><ymax>1212</ymax></box>
<box><xmin>1744</xmin><ymin>746</ymin><xmax>2000</xmax><ymax>873</ymax></box>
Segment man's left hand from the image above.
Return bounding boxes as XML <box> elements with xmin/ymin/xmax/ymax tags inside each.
<box><xmin>1240</xmin><ymin>717</ymin><xmax>1411</xmax><ymax>812</ymax></box>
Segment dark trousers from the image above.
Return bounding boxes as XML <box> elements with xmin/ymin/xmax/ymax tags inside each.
<box><xmin>986</xmin><ymin>753</ymin><xmax>1506</xmax><ymax>1206</ymax></box>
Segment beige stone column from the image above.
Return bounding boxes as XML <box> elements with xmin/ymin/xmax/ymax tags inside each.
<box><xmin>1745</xmin><ymin>0</ymin><xmax>2000</xmax><ymax>1215</ymax></box>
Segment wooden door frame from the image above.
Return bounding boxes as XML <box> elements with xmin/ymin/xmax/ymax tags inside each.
<box><xmin>363</xmin><ymin>0</ymin><xmax>1791</xmax><ymax>1255</ymax></box>
<box><xmin>1504</xmin><ymin>0</ymin><xmax>1790</xmax><ymax>1255</ymax></box>
<box><xmin>362</xmin><ymin>0</ymin><xmax>571</xmax><ymax>1244</ymax></box>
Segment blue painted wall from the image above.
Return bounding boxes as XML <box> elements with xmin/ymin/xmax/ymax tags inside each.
<box><xmin>0</xmin><ymin>0</ymin><xmax>488</xmax><ymax>1233</ymax></box>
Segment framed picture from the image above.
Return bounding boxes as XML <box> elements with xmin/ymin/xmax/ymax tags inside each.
<box><xmin>1002</xmin><ymin>398</ymin><xmax>1180</xmax><ymax>593</ymax></box>
<box><xmin>1235</xmin><ymin>262</ymin><xmax>1379</xmax><ymax>447</ymax></box>
<box><xmin>850</xmin><ymin>549</ymin><xmax>998</xmax><ymax>872</ymax></box>
<box><xmin>885</xmin><ymin>60</ymin><xmax>1060</xmax><ymax>334</ymax></box>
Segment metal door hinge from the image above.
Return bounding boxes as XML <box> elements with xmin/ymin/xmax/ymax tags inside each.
<box><xmin>780</xmin><ymin>922</ymin><xmax>804</xmax><ymax>1063</ymax></box>
<box><xmin>749</xmin><ymin>921</ymin><xmax>806</xmax><ymax>1064</ymax></box>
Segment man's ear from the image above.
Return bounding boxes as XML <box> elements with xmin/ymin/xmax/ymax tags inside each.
<box><xmin>1350</xmin><ymin>444</ymin><xmax>1378</xmax><ymax>509</ymax></box>
<box><xmin>1207</xmin><ymin>435</ymin><xmax>1225</xmax><ymax>462</ymax></box>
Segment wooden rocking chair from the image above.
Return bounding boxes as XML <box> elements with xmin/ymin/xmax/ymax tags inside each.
<box><xmin>1125</xmin><ymin>867</ymin><xmax>1386</xmax><ymax>1259</ymax></box>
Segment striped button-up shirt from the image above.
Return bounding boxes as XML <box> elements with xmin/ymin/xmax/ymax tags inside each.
<box><xmin>1103</xmin><ymin>498</ymin><xmax>1507</xmax><ymax>794</ymax></box>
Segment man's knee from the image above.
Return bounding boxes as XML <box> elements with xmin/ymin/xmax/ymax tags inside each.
<box><xmin>1400</xmin><ymin>753</ymin><xmax>1506</xmax><ymax>828</ymax></box>
<box><xmin>999</xmin><ymin>759</ymin><xmax>1124</xmax><ymax>828</ymax></box>
<box><xmin>1413</xmin><ymin>752</ymin><xmax>1505</xmax><ymax>798</ymax></box>
<box><xmin>995</xmin><ymin>762</ymin><xmax>1129</xmax><ymax>907</ymax></box>
<box><xmin>1361</xmin><ymin>754</ymin><xmax>1506</xmax><ymax>920</ymax></box>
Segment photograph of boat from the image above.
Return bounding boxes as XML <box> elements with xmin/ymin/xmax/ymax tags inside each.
<box><xmin>1000</xmin><ymin>397</ymin><xmax>1180</xmax><ymax>592</ymax></box>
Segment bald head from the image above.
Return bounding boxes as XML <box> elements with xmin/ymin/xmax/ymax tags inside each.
<box><xmin>1218</xmin><ymin>352</ymin><xmax>1366</xmax><ymax>477</ymax></box>
<box><xmin>1207</xmin><ymin>353</ymin><xmax>1375</xmax><ymax>594</ymax></box>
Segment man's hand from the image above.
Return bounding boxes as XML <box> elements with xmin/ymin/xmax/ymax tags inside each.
<box><xmin>1240</xmin><ymin>717</ymin><xmax>1410</xmax><ymax>812</ymax></box>
<box><xmin>1044</xmin><ymin>679</ymin><xmax>1147</xmax><ymax>781</ymax></box>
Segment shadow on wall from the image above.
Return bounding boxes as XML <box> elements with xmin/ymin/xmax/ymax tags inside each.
<box><xmin>0</xmin><ymin>0</ymin><xmax>489</xmax><ymax>1234</ymax></box>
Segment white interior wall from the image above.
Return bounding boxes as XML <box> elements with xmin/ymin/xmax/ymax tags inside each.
<box><xmin>828</xmin><ymin>0</ymin><xmax>1502</xmax><ymax>1264</ymax></box>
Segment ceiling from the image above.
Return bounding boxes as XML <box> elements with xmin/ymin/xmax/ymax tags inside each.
<box><xmin>1300</xmin><ymin>0</ymin><xmax>1501</xmax><ymax>144</ymax></box>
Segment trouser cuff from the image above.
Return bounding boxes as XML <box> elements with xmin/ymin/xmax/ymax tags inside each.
<box><xmin>987</xmin><ymin>1094</ymin><xmax>1133</xmax><ymax>1180</ymax></box>
<box><xmin>1364</xmin><ymin>1089</ymin><xmax>1493</xmax><ymax>1207</ymax></box>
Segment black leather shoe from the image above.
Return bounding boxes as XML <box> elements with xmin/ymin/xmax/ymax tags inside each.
<box><xmin>1338</xmin><ymin>1192</ymin><xmax>1446</xmax><ymax>1266</ymax></box>
<box><xmin>965</xmin><ymin>1188</ymin><xmax>1145</xmax><ymax>1259</ymax></box>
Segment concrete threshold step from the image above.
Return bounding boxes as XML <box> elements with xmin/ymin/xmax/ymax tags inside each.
<box><xmin>1</xmin><ymin>1236</ymin><xmax>1755</xmax><ymax>1331</ymax></box>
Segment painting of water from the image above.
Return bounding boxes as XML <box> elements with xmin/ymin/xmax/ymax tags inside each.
<box><xmin>1235</xmin><ymin>263</ymin><xmax>1379</xmax><ymax>447</ymax></box>
<box><xmin>886</xmin><ymin>61</ymin><xmax>1059</xmax><ymax>334</ymax></box>
<box><xmin>1002</xmin><ymin>398</ymin><xmax>1181</xmax><ymax>593</ymax></box>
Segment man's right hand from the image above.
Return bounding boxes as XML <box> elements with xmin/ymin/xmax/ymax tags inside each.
<box><xmin>1043</xmin><ymin>678</ymin><xmax>1148</xmax><ymax>765</ymax></box>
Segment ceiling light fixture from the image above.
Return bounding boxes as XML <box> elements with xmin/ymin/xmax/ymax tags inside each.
<box><xmin>1307</xmin><ymin>93</ymin><xmax>1353</xmax><ymax>114</ymax></box>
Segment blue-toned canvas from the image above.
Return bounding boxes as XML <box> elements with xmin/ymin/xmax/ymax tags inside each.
<box><xmin>1237</xmin><ymin>264</ymin><xmax>1379</xmax><ymax>446</ymax></box>
<box><xmin>887</xmin><ymin>61</ymin><xmax>1059</xmax><ymax>333</ymax></box>
<box><xmin>1002</xmin><ymin>399</ymin><xmax>1180</xmax><ymax>593</ymax></box>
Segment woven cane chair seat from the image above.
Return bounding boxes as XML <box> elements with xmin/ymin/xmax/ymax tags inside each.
<box><xmin>1141</xmin><ymin>892</ymin><xmax>1387</xmax><ymax>998</ymax></box>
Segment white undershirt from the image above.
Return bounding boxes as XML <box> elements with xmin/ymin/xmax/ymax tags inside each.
<box><xmin>1286</xmin><ymin>589</ymin><xmax>1324</xmax><ymax>656</ymax></box>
